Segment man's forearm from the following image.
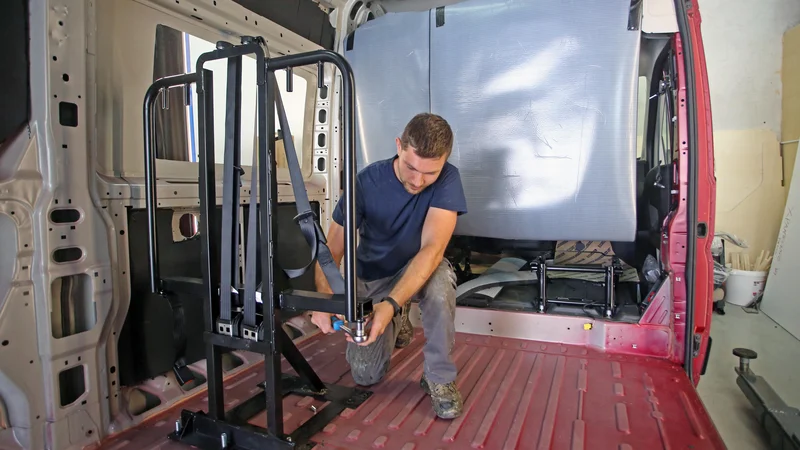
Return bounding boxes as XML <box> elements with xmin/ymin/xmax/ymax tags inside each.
<box><xmin>388</xmin><ymin>245</ymin><xmax>444</xmax><ymax>307</ymax></box>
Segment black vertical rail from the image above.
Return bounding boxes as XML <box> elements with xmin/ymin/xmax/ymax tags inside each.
<box><xmin>261</xmin><ymin>62</ymin><xmax>284</xmax><ymax>437</ymax></box>
<box><xmin>219</xmin><ymin>54</ymin><xmax>244</xmax><ymax>326</ymax></box>
<box><xmin>142</xmin><ymin>73</ymin><xmax>200</xmax><ymax>294</ymax></box>
<box><xmin>196</xmin><ymin>68</ymin><xmax>225</xmax><ymax>420</ymax></box>
<box><xmin>605</xmin><ymin>265</ymin><xmax>615</xmax><ymax>317</ymax></box>
<box><xmin>267</xmin><ymin>50</ymin><xmax>358</xmax><ymax>322</ymax></box>
<box><xmin>337</xmin><ymin>57</ymin><xmax>358</xmax><ymax>323</ymax></box>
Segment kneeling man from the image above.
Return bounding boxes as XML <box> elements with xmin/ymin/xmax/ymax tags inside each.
<box><xmin>311</xmin><ymin>113</ymin><xmax>467</xmax><ymax>419</ymax></box>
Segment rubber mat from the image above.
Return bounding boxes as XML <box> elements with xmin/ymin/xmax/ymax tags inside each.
<box><xmin>96</xmin><ymin>329</ymin><xmax>725</xmax><ymax>450</ymax></box>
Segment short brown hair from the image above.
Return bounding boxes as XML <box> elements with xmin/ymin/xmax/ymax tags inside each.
<box><xmin>400</xmin><ymin>113</ymin><xmax>454</xmax><ymax>159</ymax></box>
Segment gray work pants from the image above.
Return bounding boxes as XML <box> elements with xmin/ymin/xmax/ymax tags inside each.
<box><xmin>346</xmin><ymin>259</ymin><xmax>458</xmax><ymax>386</ymax></box>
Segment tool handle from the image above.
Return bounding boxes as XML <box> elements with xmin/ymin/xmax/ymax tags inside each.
<box><xmin>331</xmin><ymin>317</ymin><xmax>343</xmax><ymax>331</ymax></box>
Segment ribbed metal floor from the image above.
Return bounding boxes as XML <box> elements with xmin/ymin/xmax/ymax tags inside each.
<box><xmin>97</xmin><ymin>329</ymin><xmax>725</xmax><ymax>449</ymax></box>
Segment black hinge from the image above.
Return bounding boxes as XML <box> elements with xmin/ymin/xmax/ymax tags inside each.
<box><xmin>436</xmin><ymin>7</ymin><xmax>445</xmax><ymax>27</ymax></box>
<box><xmin>692</xmin><ymin>334</ymin><xmax>702</xmax><ymax>357</ymax></box>
<box><xmin>701</xmin><ymin>336</ymin><xmax>712</xmax><ymax>375</ymax></box>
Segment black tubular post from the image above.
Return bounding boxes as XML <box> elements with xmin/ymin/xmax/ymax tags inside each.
<box><xmin>605</xmin><ymin>265</ymin><xmax>615</xmax><ymax>317</ymax></box>
<box><xmin>219</xmin><ymin>53</ymin><xmax>243</xmax><ymax>328</ymax></box>
<box><xmin>269</xmin><ymin>50</ymin><xmax>358</xmax><ymax>322</ymax></box>
<box><xmin>261</xmin><ymin>59</ymin><xmax>284</xmax><ymax>437</ymax></box>
<box><xmin>142</xmin><ymin>72</ymin><xmax>199</xmax><ymax>293</ymax></box>
<box><xmin>196</xmin><ymin>67</ymin><xmax>225</xmax><ymax>420</ymax></box>
<box><xmin>537</xmin><ymin>259</ymin><xmax>547</xmax><ymax>312</ymax></box>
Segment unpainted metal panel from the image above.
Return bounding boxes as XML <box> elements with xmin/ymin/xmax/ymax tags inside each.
<box><xmin>430</xmin><ymin>0</ymin><xmax>640</xmax><ymax>241</ymax></box>
<box><xmin>343</xmin><ymin>11</ymin><xmax>430</xmax><ymax>171</ymax></box>
<box><xmin>344</xmin><ymin>0</ymin><xmax>640</xmax><ymax>242</ymax></box>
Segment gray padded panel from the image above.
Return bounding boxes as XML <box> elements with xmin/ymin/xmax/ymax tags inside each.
<box><xmin>343</xmin><ymin>11</ymin><xmax>430</xmax><ymax>171</ymax></box>
<box><xmin>430</xmin><ymin>0</ymin><xmax>639</xmax><ymax>241</ymax></box>
<box><xmin>344</xmin><ymin>0</ymin><xmax>640</xmax><ymax>241</ymax></box>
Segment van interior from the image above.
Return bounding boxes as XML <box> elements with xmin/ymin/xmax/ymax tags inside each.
<box><xmin>0</xmin><ymin>0</ymin><xmax>722</xmax><ymax>449</ymax></box>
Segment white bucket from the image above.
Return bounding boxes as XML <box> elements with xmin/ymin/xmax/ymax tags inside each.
<box><xmin>724</xmin><ymin>269</ymin><xmax>768</xmax><ymax>306</ymax></box>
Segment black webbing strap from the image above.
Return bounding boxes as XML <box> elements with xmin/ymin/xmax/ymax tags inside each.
<box><xmin>270</xmin><ymin>71</ymin><xmax>345</xmax><ymax>295</ymax></box>
<box><xmin>243</xmin><ymin>127</ymin><xmax>259</xmax><ymax>329</ymax></box>
<box><xmin>218</xmin><ymin>55</ymin><xmax>243</xmax><ymax>327</ymax></box>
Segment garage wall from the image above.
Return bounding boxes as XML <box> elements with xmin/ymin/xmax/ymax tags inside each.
<box><xmin>701</xmin><ymin>0</ymin><xmax>800</xmax><ymax>258</ymax></box>
<box><xmin>782</xmin><ymin>24</ymin><xmax>800</xmax><ymax>190</ymax></box>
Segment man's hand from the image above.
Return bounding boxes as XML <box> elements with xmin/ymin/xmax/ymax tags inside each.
<box><xmin>310</xmin><ymin>311</ymin><xmax>336</xmax><ymax>334</ymax></box>
<box><xmin>348</xmin><ymin>301</ymin><xmax>395</xmax><ymax>346</ymax></box>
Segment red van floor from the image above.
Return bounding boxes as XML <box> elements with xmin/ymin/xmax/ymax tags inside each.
<box><xmin>98</xmin><ymin>329</ymin><xmax>725</xmax><ymax>450</ymax></box>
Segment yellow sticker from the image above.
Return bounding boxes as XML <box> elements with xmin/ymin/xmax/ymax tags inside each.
<box><xmin>583</xmin><ymin>323</ymin><xmax>593</xmax><ymax>330</ymax></box>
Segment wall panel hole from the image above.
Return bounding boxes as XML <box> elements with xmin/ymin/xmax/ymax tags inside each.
<box><xmin>62</xmin><ymin>73</ymin><xmax>69</xmax><ymax>82</ymax></box>
<box><xmin>127</xmin><ymin>388</ymin><xmax>162</xmax><ymax>416</ymax></box>
<box><xmin>179</xmin><ymin>213</ymin><xmax>198</xmax><ymax>239</ymax></box>
<box><xmin>222</xmin><ymin>353</ymin><xmax>245</xmax><ymax>372</ymax></box>
<box><xmin>59</xmin><ymin>365</ymin><xmax>86</xmax><ymax>406</ymax></box>
<box><xmin>316</xmin><ymin>156</ymin><xmax>326</xmax><ymax>172</ymax></box>
<box><xmin>53</xmin><ymin>247</ymin><xmax>83</xmax><ymax>263</ymax></box>
<box><xmin>350</xmin><ymin>1</ymin><xmax>363</xmax><ymax>19</ymax></box>
<box><xmin>317</xmin><ymin>133</ymin><xmax>326</xmax><ymax>147</ymax></box>
<box><xmin>318</xmin><ymin>109</ymin><xmax>327</xmax><ymax>124</ymax></box>
<box><xmin>319</xmin><ymin>86</ymin><xmax>328</xmax><ymax>99</ymax></box>
<box><xmin>58</xmin><ymin>102</ymin><xmax>78</xmax><ymax>127</ymax></box>
<box><xmin>51</xmin><ymin>274</ymin><xmax>96</xmax><ymax>339</ymax></box>
<box><xmin>50</xmin><ymin>208</ymin><xmax>81</xmax><ymax>223</ymax></box>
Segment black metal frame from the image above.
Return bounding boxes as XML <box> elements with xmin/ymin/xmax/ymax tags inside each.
<box><xmin>142</xmin><ymin>37</ymin><xmax>371</xmax><ymax>449</ymax></box>
<box><xmin>534</xmin><ymin>256</ymin><xmax>621</xmax><ymax>318</ymax></box>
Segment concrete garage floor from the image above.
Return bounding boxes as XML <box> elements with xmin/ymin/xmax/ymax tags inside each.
<box><xmin>697</xmin><ymin>306</ymin><xmax>800</xmax><ymax>449</ymax></box>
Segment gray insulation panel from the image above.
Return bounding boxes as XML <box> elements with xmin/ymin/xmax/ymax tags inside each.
<box><xmin>344</xmin><ymin>0</ymin><xmax>640</xmax><ymax>242</ymax></box>
<box><xmin>344</xmin><ymin>11</ymin><xmax>430</xmax><ymax>171</ymax></box>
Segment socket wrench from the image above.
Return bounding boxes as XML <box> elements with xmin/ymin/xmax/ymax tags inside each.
<box><xmin>331</xmin><ymin>317</ymin><xmax>368</xmax><ymax>343</ymax></box>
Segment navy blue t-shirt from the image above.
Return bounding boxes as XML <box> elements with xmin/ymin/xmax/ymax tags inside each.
<box><xmin>332</xmin><ymin>156</ymin><xmax>467</xmax><ymax>281</ymax></box>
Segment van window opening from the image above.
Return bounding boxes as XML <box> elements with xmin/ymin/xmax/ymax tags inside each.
<box><xmin>637</xmin><ymin>76</ymin><xmax>647</xmax><ymax>159</ymax></box>
<box><xmin>152</xmin><ymin>24</ymin><xmax>308</xmax><ymax>168</ymax></box>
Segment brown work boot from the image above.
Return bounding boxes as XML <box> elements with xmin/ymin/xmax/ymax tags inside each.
<box><xmin>420</xmin><ymin>373</ymin><xmax>463</xmax><ymax>419</ymax></box>
<box><xmin>395</xmin><ymin>304</ymin><xmax>413</xmax><ymax>348</ymax></box>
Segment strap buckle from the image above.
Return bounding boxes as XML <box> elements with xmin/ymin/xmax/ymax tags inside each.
<box><xmin>292</xmin><ymin>209</ymin><xmax>317</xmax><ymax>225</ymax></box>
<box><xmin>294</xmin><ymin>210</ymin><xmax>327</xmax><ymax>245</ymax></box>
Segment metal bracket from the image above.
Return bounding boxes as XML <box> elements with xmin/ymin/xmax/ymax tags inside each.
<box><xmin>216</xmin><ymin>319</ymin><xmax>234</xmax><ymax>337</ymax></box>
<box><xmin>241</xmin><ymin>324</ymin><xmax>259</xmax><ymax>342</ymax></box>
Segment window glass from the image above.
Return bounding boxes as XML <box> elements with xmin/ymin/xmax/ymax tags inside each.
<box><xmin>153</xmin><ymin>25</ymin><xmax>308</xmax><ymax>169</ymax></box>
<box><xmin>636</xmin><ymin>76</ymin><xmax>647</xmax><ymax>159</ymax></box>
